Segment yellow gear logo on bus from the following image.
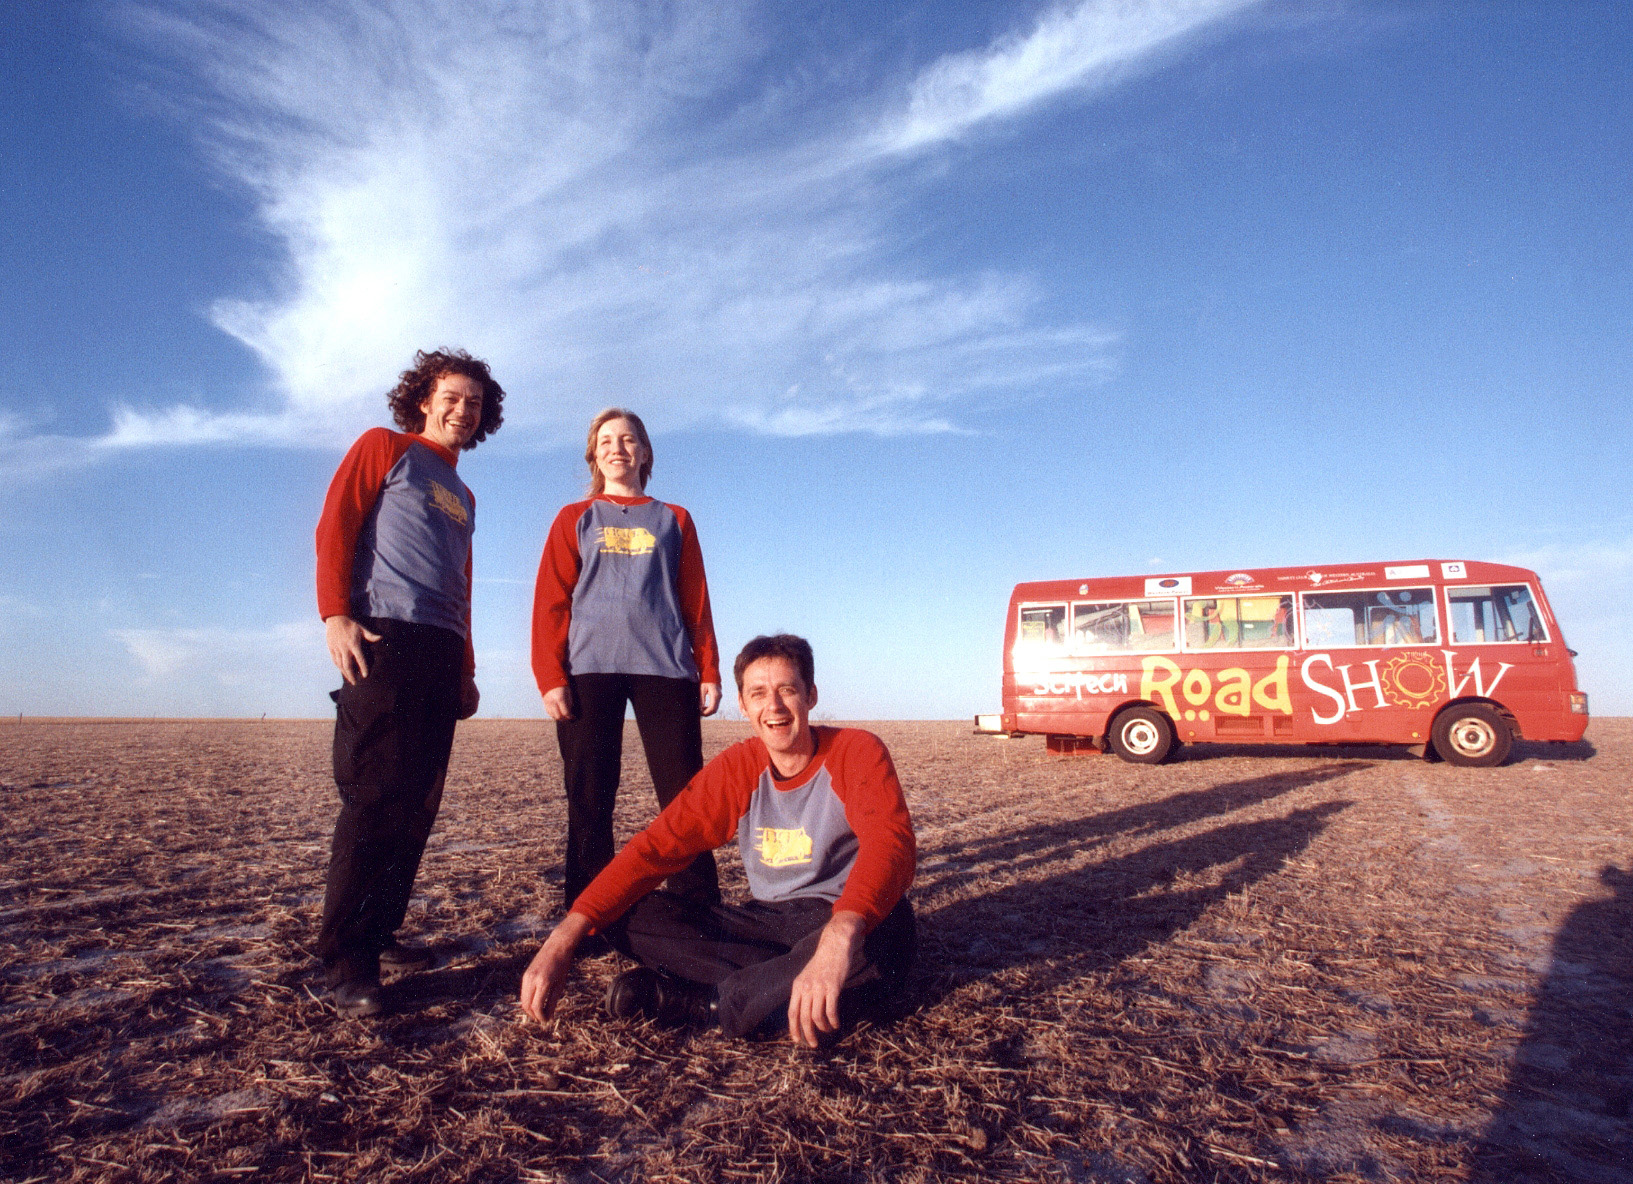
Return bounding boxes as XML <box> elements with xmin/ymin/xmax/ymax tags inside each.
<box><xmin>598</xmin><ymin>526</ymin><xmax>657</xmax><ymax>556</ymax></box>
<box><xmin>428</xmin><ymin>481</ymin><xmax>469</xmax><ymax>526</ymax></box>
<box><xmin>1381</xmin><ymin>652</ymin><xmax>1447</xmax><ymax>709</ymax></box>
<box><xmin>755</xmin><ymin>827</ymin><xmax>813</xmax><ymax>868</ymax></box>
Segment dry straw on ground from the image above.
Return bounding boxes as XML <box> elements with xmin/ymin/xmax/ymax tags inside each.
<box><xmin>0</xmin><ymin>717</ymin><xmax>1627</xmax><ymax>1182</ymax></box>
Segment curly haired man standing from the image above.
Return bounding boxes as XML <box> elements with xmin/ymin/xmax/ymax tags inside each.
<box><xmin>313</xmin><ymin>348</ymin><xmax>505</xmax><ymax>1016</ymax></box>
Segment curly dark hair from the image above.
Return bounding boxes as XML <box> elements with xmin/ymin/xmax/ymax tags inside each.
<box><xmin>733</xmin><ymin>634</ymin><xmax>815</xmax><ymax>694</ymax></box>
<box><xmin>386</xmin><ymin>348</ymin><xmax>505</xmax><ymax>449</ymax></box>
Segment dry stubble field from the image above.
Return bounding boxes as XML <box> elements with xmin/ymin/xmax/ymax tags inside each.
<box><xmin>0</xmin><ymin>717</ymin><xmax>1628</xmax><ymax>1183</ymax></box>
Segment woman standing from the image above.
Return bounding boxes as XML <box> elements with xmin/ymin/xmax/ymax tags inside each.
<box><xmin>532</xmin><ymin>409</ymin><xmax>721</xmax><ymax>911</ymax></box>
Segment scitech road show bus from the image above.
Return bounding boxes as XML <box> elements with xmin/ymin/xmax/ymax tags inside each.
<box><xmin>995</xmin><ymin>560</ymin><xmax>1588</xmax><ymax>766</ymax></box>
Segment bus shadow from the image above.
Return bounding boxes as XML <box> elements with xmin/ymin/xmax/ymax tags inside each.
<box><xmin>1511</xmin><ymin>737</ymin><xmax>1596</xmax><ymax>763</ymax></box>
<box><xmin>1468</xmin><ymin>865</ymin><xmax>1633</xmax><ymax>1182</ymax></box>
<box><xmin>917</xmin><ymin>763</ymin><xmax>1359</xmax><ymax>899</ymax></box>
<box><xmin>912</xmin><ymin>800</ymin><xmax>1352</xmax><ymax>1000</ymax></box>
<box><xmin>1172</xmin><ymin>741</ymin><xmax>1420</xmax><ymax>763</ymax></box>
<box><xmin>1165</xmin><ymin>738</ymin><xmax>1595</xmax><ymax>764</ymax></box>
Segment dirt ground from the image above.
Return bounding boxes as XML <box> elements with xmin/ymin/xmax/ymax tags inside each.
<box><xmin>0</xmin><ymin>716</ymin><xmax>1627</xmax><ymax>1183</ymax></box>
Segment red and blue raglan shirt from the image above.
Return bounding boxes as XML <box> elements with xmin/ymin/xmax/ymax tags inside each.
<box><xmin>530</xmin><ymin>495</ymin><xmax>719</xmax><ymax>694</ymax></box>
<box><xmin>570</xmin><ymin>728</ymin><xmax>916</xmax><ymax>933</ymax></box>
<box><xmin>315</xmin><ymin>427</ymin><xmax>476</xmax><ymax>675</ymax></box>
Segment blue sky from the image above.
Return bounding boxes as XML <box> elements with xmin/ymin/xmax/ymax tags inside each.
<box><xmin>2</xmin><ymin>0</ymin><xmax>1629</xmax><ymax>719</ymax></box>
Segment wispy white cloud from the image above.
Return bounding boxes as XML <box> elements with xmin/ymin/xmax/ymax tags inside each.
<box><xmin>114</xmin><ymin>620</ymin><xmax>324</xmax><ymax>682</ymax></box>
<box><xmin>86</xmin><ymin>0</ymin><xmax>1243</xmax><ymax>452</ymax></box>
<box><xmin>876</xmin><ymin>0</ymin><xmax>1261</xmax><ymax>153</ymax></box>
<box><xmin>100</xmin><ymin>405</ymin><xmax>302</xmax><ymax>447</ymax></box>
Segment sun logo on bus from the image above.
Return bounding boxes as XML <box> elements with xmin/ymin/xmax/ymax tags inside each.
<box><xmin>1381</xmin><ymin>652</ymin><xmax>1447</xmax><ymax>709</ymax></box>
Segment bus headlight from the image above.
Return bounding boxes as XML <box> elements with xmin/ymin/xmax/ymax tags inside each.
<box><xmin>1569</xmin><ymin>692</ymin><xmax>1589</xmax><ymax>715</ymax></box>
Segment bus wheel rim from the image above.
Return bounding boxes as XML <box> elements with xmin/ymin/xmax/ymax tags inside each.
<box><xmin>1122</xmin><ymin>720</ymin><xmax>1159</xmax><ymax>754</ymax></box>
<box><xmin>1450</xmin><ymin>718</ymin><xmax>1495</xmax><ymax>757</ymax></box>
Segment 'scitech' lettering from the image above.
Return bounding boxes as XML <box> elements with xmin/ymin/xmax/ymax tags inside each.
<box><xmin>1031</xmin><ymin>672</ymin><xmax>1131</xmax><ymax>698</ymax></box>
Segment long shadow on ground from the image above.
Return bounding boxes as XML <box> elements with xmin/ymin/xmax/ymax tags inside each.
<box><xmin>917</xmin><ymin>762</ymin><xmax>1359</xmax><ymax>904</ymax></box>
<box><xmin>1470</xmin><ymin>865</ymin><xmax>1633</xmax><ymax>1183</ymax></box>
<box><xmin>912</xmin><ymin>765</ymin><xmax>1360</xmax><ymax>1004</ymax></box>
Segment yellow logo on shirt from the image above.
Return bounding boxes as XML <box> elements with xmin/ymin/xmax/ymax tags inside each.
<box><xmin>428</xmin><ymin>481</ymin><xmax>469</xmax><ymax>526</ymax></box>
<box><xmin>599</xmin><ymin>526</ymin><xmax>657</xmax><ymax>556</ymax></box>
<box><xmin>756</xmin><ymin>827</ymin><xmax>813</xmax><ymax>868</ymax></box>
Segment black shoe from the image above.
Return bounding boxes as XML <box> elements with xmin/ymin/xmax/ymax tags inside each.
<box><xmin>654</xmin><ymin>973</ymin><xmax>718</xmax><ymax>1029</ymax></box>
<box><xmin>604</xmin><ymin>968</ymin><xmax>717</xmax><ymax>1029</ymax></box>
<box><xmin>378</xmin><ymin>939</ymin><xmax>436</xmax><ymax>973</ymax></box>
<box><xmin>605</xmin><ymin>967</ymin><xmax>661</xmax><ymax>1020</ymax></box>
<box><xmin>330</xmin><ymin>977</ymin><xmax>385</xmax><ymax>1018</ymax></box>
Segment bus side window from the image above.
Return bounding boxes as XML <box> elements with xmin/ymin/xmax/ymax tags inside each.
<box><xmin>1451</xmin><ymin>585</ymin><xmax>1546</xmax><ymax>644</ymax></box>
<box><xmin>1072</xmin><ymin>600</ymin><xmax>1179</xmax><ymax>652</ymax></box>
<box><xmin>1501</xmin><ymin>586</ymin><xmax>1544</xmax><ymax>641</ymax></box>
<box><xmin>1129</xmin><ymin>600</ymin><xmax>1176</xmax><ymax>651</ymax></box>
<box><xmin>1272</xmin><ymin>597</ymin><xmax>1294</xmax><ymax>644</ymax></box>
<box><xmin>1018</xmin><ymin>605</ymin><xmax>1067</xmax><ymax>653</ymax></box>
<box><xmin>1072</xmin><ymin>602</ymin><xmax>1128</xmax><ymax>652</ymax></box>
<box><xmin>1305</xmin><ymin>587</ymin><xmax>1435</xmax><ymax>648</ymax></box>
<box><xmin>1186</xmin><ymin>600</ymin><xmax>1235</xmax><ymax>648</ymax></box>
<box><xmin>1302</xmin><ymin>593</ymin><xmax>1361</xmax><ymax>647</ymax></box>
<box><xmin>1238</xmin><ymin>596</ymin><xmax>1290</xmax><ymax>646</ymax></box>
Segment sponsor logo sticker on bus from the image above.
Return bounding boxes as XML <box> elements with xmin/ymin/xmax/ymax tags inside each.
<box><xmin>1441</xmin><ymin>562</ymin><xmax>1467</xmax><ymax>579</ymax></box>
<box><xmin>1145</xmin><ymin>576</ymin><xmax>1192</xmax><ymax>596</ymax></box>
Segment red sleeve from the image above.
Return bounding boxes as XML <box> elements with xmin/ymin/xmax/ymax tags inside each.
<box><xmin>830</xmin><ymin>731</ymin><xmax>916</xmax><ymax>929</ymax></box>
<box><xmin>569</xmin><ymin>741</ymin><xmax>762</xmax><ymax>927</ymax></box>
<box><xmin>530</xmin><ymin>502</ymin><xmax>587</xmax><ymax>696</ymax></box>
<box><xmin>670</xmin><ymin>505</ymin><xmax>720</xmax><ymax>685</ymax></box>
<box><xmin>314</xmin><ymin>429</ymin><xmax>407</xmax><ymax>621</ymax></box>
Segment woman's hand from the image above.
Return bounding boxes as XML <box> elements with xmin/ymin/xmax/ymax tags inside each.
<box><xmin>543</xmin><ymin>685</ymin><xmax>575</xmax><ymax>721</ymax></box>
<box><xmin>700</xmin><ymin>682</ymin><xmax>721</xmax><ymax>717</ymax></box>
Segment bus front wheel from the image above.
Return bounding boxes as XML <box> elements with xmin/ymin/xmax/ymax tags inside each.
<box><xmin>1431</xmin><ymin>704</ymin><xmax>1513</xmax><ymax>767</ymax></box>
<box><xmin>1108</xmin><ymin>708</ymin><xmax>1175</xmax><ymax>764</ymax></box>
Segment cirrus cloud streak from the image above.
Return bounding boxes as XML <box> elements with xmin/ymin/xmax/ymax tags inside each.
<box><xmin>91</xmin><ymin>0</ymin><xmax>1261</xmax><ymax>453</ymax></box>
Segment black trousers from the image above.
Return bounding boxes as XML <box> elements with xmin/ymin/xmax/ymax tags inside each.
<box><xmin>612</xmin><ymin>891</ymin><xmax>916</xmax><ymax>1038</ymax></box>
<box><xmin>317</xmin><ymin>618</ymin><xmax>464</xmax><ymax>985</ymax></box>
<box><xmin>555</xmin><ymin>673</ymin><xmax>719</xmax><ymax>908</ymax></box>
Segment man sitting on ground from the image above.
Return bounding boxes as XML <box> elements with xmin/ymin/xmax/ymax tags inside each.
<box><xmin>519</xmin><ymin>634</ymin><xmax>916</xmax><ymax>1047</ymax></box>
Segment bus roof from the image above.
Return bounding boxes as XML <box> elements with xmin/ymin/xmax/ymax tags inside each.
<box><xmin>1011</xmin><ymin>560</ymin><xmax>1542</xmax><ymax>604</ymax></box>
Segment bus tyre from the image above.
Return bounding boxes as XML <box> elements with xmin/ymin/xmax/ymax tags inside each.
<box><xmin>1431</xmin><ymin>704</ymin><xmax>1513</xmax><ymax>767</ymax></box>
<box><xmin>1108</xmin><ymin>708</ymin><xmax>1175</xmax><ymax>765</ymax></box>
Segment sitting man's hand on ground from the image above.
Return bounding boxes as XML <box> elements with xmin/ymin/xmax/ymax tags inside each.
<box><xmin>520</xmin><ymin>913</ymin><xmax>592</xmax><ymax>1024</ymax></box>
<box><xmin>787</xmin><ymin>910</ymin><xmax>867</xmax><ymax>1048</ymax></box>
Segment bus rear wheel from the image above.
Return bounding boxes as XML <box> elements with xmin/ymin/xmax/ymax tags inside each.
<box><xmin>1108</xmin><ymin>707</ymin><xmax>1175</xmax><ymax>764</ymax></box>
<box><xmin>1431</xmin><ymin>704</ymin><xmax>1513</xmax><ymax>767</ymax></box>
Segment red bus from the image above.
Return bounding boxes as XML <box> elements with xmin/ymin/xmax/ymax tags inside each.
<box><xmin>993</xmin><ymin>560</ymin><xmax>1588</xmax><ymax>766</ymax></box>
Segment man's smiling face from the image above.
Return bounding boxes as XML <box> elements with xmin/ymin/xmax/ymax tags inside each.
<box><xmin>738</xmin><ymin>656</ymin><xmax>817</xmax><ymax>772</ymax></box>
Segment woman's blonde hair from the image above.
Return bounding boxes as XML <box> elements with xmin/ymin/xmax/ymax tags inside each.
<box><xmin>585</xmin><ymin>407</ymin><xmax>653</xmax><ymax>494</ymax></box>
